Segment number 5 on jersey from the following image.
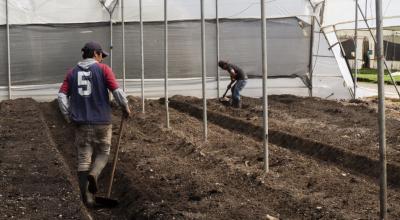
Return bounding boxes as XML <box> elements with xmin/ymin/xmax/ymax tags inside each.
<box><xmin>78</xmin><ymin>71</ymin><xmax>92</xmax><ymax>96</ymax></box>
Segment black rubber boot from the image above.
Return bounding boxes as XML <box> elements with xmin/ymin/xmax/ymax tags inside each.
<box><xmin>87</xmin><ymin>174</ymin><xmax>98</xmax><ymax>194</ymax></box>
<box><xmin>88</xmin><ymin>153</ymin><xmax>109</xmax><ymax>194</ymax></box>
<box><xmin>78</xmin><ymin>171</ymin><xmax>96</xmax><ymax>208</ymax></box>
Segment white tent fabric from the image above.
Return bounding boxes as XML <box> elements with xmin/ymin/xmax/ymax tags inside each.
<box><xmin>1</xmin><ymin>0</ymin><xmax>399</xmax><ymax>26</ymax></box>
<box><xmin>0</xmin><ymin>0</ymin><xmax>315</xmax><ymax>25</ymax></box>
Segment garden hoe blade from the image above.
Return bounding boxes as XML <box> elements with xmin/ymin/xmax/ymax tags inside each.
<box><xmin>94</xmin><ymin>196</ymin><xmax>119</xmax><ymax>208</ymax></box>
<box><xmin>219</xmin><ymin>86</ymin><xmax>231</xmax><ymax>106</ymax></box>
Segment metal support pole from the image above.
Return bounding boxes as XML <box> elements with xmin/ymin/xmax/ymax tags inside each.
<box><xmin>140</xmin><ymin>0</ymin><xmax>145</xmax><ymax>113</ymax></box>
<box><xmin>308</xmin><ymin>14</ymin><xmax>315</xmax><ymax>97</ymax></box>
<box><xmin>376</xmin><ymin>1</ymin><xmax>387</xmax><ymax>219</ymax></box>
<box><xmin>110</xmin><ymin>15</ymin><xmax>113</xmax><ymax>70</ymax></box>
<box><xmin>261</xmin><ymin>0</ymin><xmax>269</xmax><ymax>173</ymax></box>
<box><xmin>121</xmin><ymin>0</ymin><xmax>126</xmax><ymax>91</ymax></box>
<box><xmin>216</xmin><ymin>0</ymin><xmax>220</xmax><ymax>98</ymax></box>
<box><xmin>201</xmin><ymin>0</ymin><xmax>208</xmax><ymax>142</ymax></box>
<box><xmin>164</xmin><ymin>0</ymin><xmax>170</xmax><ymax>128</ymax></box>
<box><xmin>357</xmin><ymin>3</ymin><xmax>400</xmax><ymax>98</ymax></box>
<box><xmin>354</xmin><ymin>0</ymin><xmax>358</xmax><ymax>99</ymax></box>
<box><xmin>6</xmin><ymin>0</ymin><xmax>11</xmax><ymax>100</ymax></box>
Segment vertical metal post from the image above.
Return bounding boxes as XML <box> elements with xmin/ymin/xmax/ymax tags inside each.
<box><xmin>121</xmin><ymin>0</ymin><xmax>126</xmax><ymax>91</ymax></box>
<box><xmin>376</xmin><ymin>0</ymin><xmax>387</xmax><ymax>219</ymax></box>
<box><xmin>201</xmin><ymin>0</ymin><xmax>208</xmax><ymax>141</ymax></box>
<box><xmin>308</xmin><ymin>14</ymin><xmax>315</xmax><ymax>97</ymax></box>
<box><xmin>216</xmin><ymin>0</ymin><xmax>220</xmax><ymax>98</ymax></box>
<box><xmin>164</xmin><ymin>0</ymin><xmax>170</xmax><ymax>128</ymax></box>
<box><xmin>6</xmin><ymin>0</ymin><xmax>11</xmax><ymax>100</ymax></box>
<box><xmin>354</xmin><ymin>0</ymin><xmax>358</xmax><ymax>99</ymax></box>
<box><xmin>110</xmin><ymin>15</ymin><xmax>113</xmax><ymax>69</ymax></box>
<box><xmin>140</xmin><ymin>0</ymin><xmax>145</xmax><ymax>113</ymax></box>
<box><xmin>261</xmin><ymin>0</ymin><xmax>269</xmax><ymax>173</ymax></box>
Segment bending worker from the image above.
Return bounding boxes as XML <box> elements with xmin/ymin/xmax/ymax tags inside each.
<box><xmin>57</xmin><ymin>41</ymin><xmax>131</xmax><ymax>207</ymax></box>
<box><xmin>218</xmin><ymin>60</ymin><xmax>248</xmax><ymax>108</ymax></box>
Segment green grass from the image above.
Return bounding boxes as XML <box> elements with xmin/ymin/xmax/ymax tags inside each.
<box><xmin>354</xmin><ymin>68</ymin><xmax>400</xmax><ymax>85</ymax></box>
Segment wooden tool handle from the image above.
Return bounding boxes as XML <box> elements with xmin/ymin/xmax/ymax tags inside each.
<box><xmin>107</xmin><ymin>115</ymin><xmax>126</xmax><ymax>198</ymax></box>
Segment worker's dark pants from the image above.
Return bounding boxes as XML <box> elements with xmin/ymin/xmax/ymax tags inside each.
<box><xmin>231</xmin><ymin>79</ymin><xmax>247</xmax><ymax>103</ymax></box>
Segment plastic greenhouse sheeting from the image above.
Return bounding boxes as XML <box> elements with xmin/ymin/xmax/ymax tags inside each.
<box><xmin>0</xmin><ymin>26</ymin><xmax>7</xmax><ymax>87</ymax></box>
<box><xmin>2</xmin><ymin>0</ymin><xmax>399</xmax><ymax>27</ymax></box>
<box><xmin>0</xmin><ymin>0</ymin><xmax>315</xmax><ymax>25</ymax></box>
<box><xmin>0</xmin><ymin>18</ymin><xmax>310</xmax><ymax>86</ymax></box>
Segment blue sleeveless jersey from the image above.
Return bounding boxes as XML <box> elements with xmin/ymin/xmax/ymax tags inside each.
<box><xmin>60</xmin><ymin>62</ymin><xmax>119</xmax><ymax>125</ymax></box>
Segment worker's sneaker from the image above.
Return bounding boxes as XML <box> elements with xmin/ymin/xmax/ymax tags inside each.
<box><xmin>87</xmin><ymin>174</ymin><xmax>98</xmax><ymax>194</ymax></box>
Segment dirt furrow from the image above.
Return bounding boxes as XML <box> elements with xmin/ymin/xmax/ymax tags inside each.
<box><xmin>167</xmin><ymin>96</ymin><xmax>400</xmax><ymax>218</ymax></box>
<box><xmin>40</xmin><ymin>101</ymin><xmax>129</xmax><ymax>220</ymax></box>
<box><xmin>115</xmin><ymin>97</ymin><xmax>344</xmax><ymax>219</ymax></box>
<box><xmin>169</xmin><ymin>96</ymin><xmax>400</xmax><ymax>188</ymax></box>
<box><xmin>0</xmin><ymin>98</ymin><xmax>88</xmax><ymax>219</ymax></box>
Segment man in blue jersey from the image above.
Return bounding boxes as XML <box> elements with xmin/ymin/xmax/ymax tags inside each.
<box><xmin>57</xmin><ymin>41</ymin><xmax>131</xmax><ymax>207</ymax></box>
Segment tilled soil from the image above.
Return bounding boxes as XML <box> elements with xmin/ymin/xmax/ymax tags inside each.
<box><xmin>2</xmin><ymin>95</ymin><xmax>400</xmax><ymax>219</ymax></box>
<box><xmin>169</xmin><ymin>95</ymin><xmax>400</xmax><ymax>188</ymax></box>
<box><xmin>40</xmin><ymin>101</ymin><xmax>128</xmax><ymax>220</ymax></box>
<box><xmin>170</xmin><ymin>95</ymin><xmax>400</xmax><ymax>163</ymax></box>
<box><xmin>0</xmin><ymin>99</ymin><xmax>88</xmax><ymax>219</ymax></box>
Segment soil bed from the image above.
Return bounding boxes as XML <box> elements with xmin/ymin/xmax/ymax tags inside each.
<box><xmin>166</xmin><ymin>96</ymin><xmax>400</xmax><ymax>219</ymax></box>
<box><xmin>0</xmin><ymin>98</ymin><xmax>87</xmax><ymax>219</ymax></box>
<box><xmin>169</xmin><ymin>95</ymin><xmax>400</xmax><ymax>187</ymax></box>
<box><xmin>2</xmin><ymin>95</ymin><xmax>400</xmax><ymax>219</ymax></box>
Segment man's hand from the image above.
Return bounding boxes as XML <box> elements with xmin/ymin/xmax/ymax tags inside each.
<box><xmin>64</xmin><ymin>115</ymin><xmax>71</xmax><ymax>124</ymax></box>
<box><xmin>123</xmin><ymin>105</ymin><xmax>131</xmax><ymax>118</ymax></box>
<box><xmin>227</xmin><ymin>80</ymin><xmax>235</xmax><ymax>89</ymax></box>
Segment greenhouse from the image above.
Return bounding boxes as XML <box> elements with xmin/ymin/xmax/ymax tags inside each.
<box><xmin>1</xmin><ymin>0</ymin><xmax>399</xmax><ymax>219</ymax></box>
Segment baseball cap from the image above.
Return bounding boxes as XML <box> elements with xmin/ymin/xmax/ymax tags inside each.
<box><xmin>81</xmin><ymin>41</ymin><xmax>109</xmax><ymax>58</ymax></box>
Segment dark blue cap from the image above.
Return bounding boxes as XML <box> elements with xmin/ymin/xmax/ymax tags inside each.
<box><xmin>82</xmin><ymin>41</ymin><xmax>109</xmax><ymax>58</ymax></box>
